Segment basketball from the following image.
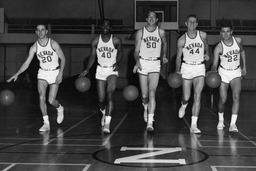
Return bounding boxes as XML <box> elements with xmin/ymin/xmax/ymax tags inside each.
<box><xmin>206</xmin><ymin>72</ymin><xmax>221</xmax><ymax>88</ymax></box>
<box><xmin>167</xmin><ymin>73</ymin><xmax>182</xmax><ymax>88</ymax></box>
<box><xmin>0</xmin><ymin>89</ymin><xmax>15</xmax><ymax>106</ymax></box>
<box><xmin>123</xmin><ymin>85</ymin><xmax>139</xmax><ymax>101</ymax></box>
<box><xmin>75</xmin><ymin>77</ymin><xmax>91</xmax><ymax>92</ymax></box>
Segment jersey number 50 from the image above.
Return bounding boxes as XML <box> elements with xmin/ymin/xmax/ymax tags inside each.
<box><xmin>147</xmin><ymin>42</ymin><xmax>157</xmax><ymax>48</ymax></box>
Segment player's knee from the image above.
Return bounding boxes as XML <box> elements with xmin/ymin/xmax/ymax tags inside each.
<box><xmin>39</xmin><ymin>95</ymin><xmax>46</xmax><ymax>103</ymax></box>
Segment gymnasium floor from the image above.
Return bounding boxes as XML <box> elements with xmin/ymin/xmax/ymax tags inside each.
<box><xmin>0</xmin><ymin>77</ymin><xmax>256</xmax><ymax>171</ymax></box>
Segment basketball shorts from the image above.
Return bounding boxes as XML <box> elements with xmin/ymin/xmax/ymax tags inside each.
<box><xmin>95</xmin><ymin>65</ymin><xmax>118</xmax><ymax>81</ymax></box>
<box><xmin>218</xmin><ymin>67</ymin><xmax>242</xmax><ymax>84</ymax></box>
<box><xmin>137</xmin><ymin>59</ymin><xmax>161</xmax><ymax>75</ymax></box>
<box><xmin>37</xmin><ymin>68</ymin><xmax>60</xmax><ymax>84</ymax></box>
<box><xmin>181</xmin><ymin>63</ymin><xmax>205</xmax><ymax>80</ymax></box>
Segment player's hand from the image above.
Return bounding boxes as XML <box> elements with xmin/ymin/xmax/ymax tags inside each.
<box><xmin>133</xmin><ymin>62</ymin><xmax>141</xmax><ymax>73</ymax></box>
<box><xmin>7</xmin><ymin>75</ymin><xmax>18</xmax><ymax>83</ymax></box>
<box><xmin>242</xmin><ymin>68</ymin><xmax>247</xmax><ymax>76</ymax></box>
<box><xmin>55</xmin><ymin>74</ymin><xmax>63</xmax><ymax>84</ymax></box>
<box><xmin>79</xmin><ymin>70</ymin><xmax>89</xmax><ymax>77</ymax></box>
<box><xmin>204</xmin><ymin>54</ymin><xmax>210</xmax><ymax>61</ymax></box>
<box><xmin>162</xmin><ymin>57</ymin><xmax>168</xmax><ymax>64</ymax></box>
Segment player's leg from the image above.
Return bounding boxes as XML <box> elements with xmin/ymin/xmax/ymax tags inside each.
<box><xmin>229</xmin><ymin>77</ymin><xmax>242</xmax><ymax>132</ymax></box>
<box><xmin>139</xmin><ymin>74</ymin><xmax>149</xmax><ymax>123</ymax></box>
<box><xmin>146</xmin><ymin>72</ymin><xmax>160</xmax><ymax>131</ymax></box>
<box><xmin>179</xmin><ymin>79</ymin><xmax>192</xmax><ymax>118</ymax></box>
<box><xmin>217</xmin><ymin>82</ymin><xmax>229</xmax><ymax>130</ymax></box>
<box><xmin>190</xmin><ymin>76</ymin><xmax>204</xmax><ymax>133</ymax></box>
<box><xmin>97</xmin><ymin>79</ymin><xmax>107</xmax><ymax>127</ymax></box>
<box><xmin>38</xmin><ymin>79</ymin><xmax>50</xmax><ymax>131</ymax></box>
<box><xmin>48</xmin><ymin>83</ymin><xmax>64</xmax><ymax>124</ymax></box>
<box><xmin>102</xmin><ymin>75</ymin><xmax>118</xmax><ymax>133</ymax></box>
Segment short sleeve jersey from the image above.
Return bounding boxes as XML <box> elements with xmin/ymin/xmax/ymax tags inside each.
<box><xmin>182</xmin><ymin>30</ymin><xmax>205</xmax><ymax>62</ymax></box>
<box><xmin>220</xmin><ymin>37</ymin><xmax>240</xmax><ymax>69</ymax></box>
<box><xmin>139</xmin><ymin>26</ymin><xmax>162</xmax><ymax>58</ymax></box>
<box><xmin>36</xmin><ymin>38</ymin><xmax>59</xmax><ymax>70</ymax></box>
<box><xmin>96</xmin><ymin>34</ymin><xmax>117</xmax><ymax>66</ymax></box>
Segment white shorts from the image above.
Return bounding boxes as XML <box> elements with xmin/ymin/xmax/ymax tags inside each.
<box><xmin>37</xmin><ymin>68</ymin><xmax>60</xmax><ymax>84</ymax></box>
<box><xmin>138</xmin><ymin>59</ymin><xmax>161</xmax><ymax>75</ymax></box>
<box><xmin>218</xmin><ymin>67</ymin><xmax>242</xmax><ymax>84</ymax></box>
<box><xmin>181</xmin><ymin>63</ymin><xmax>205</xmax><ymax>80</ymax></box>
<box><xmin>95</xmin><ymin>65</ymin><xmax>118</xmax><ymax>81</ymax></box>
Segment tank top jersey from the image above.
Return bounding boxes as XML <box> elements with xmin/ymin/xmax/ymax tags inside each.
<box><xmin>97</xmin><ymin>35</ymin><xmax>117</xmax><ymax>66</ymax></box>
<box><xmin>182</xmin><ymin>30</ymin><xmax>205</xmax><ymax>62</ymax></box>
<box><xmin>139</xmin><ymin>26</ymin><xmax>162</xmax><ymax>58</ymax></box>
<box><xmin>36</xmin><ymin>38</ymin><xmax>59</xmax><ymax>70</ymax></box>
<box><xmin>220</xmin><ymin>37</ymin><xmax>240</xmax><ymax>69</ymax></box>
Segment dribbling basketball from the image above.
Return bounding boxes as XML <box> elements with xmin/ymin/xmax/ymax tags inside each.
<box><xmin>167</xmin><ymin>73</ymin><xmax>182</xmax><ymax>88</ymax></box>
<box><xmin>123</xmin><ymin>85</ymin><xmax>139</xmax><ymax>101</ymax></box>
<box><xmin>0</xmin><ymin>89</ymin><xmax>15</xmax><ymax>106</ymax></box>
<box><xmin>75</xmin><ymin>77</ymin><xmax>91</xmax><ymax>92</ymax></box>
<box><xmin>206</xmin><ymin>72</ymin><xmax>221</xmax><ymax>88</ymax></box>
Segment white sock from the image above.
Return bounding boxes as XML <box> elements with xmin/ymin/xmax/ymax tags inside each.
<box><xmin>230</xmin><ymin>114</ymin><xmax>238</xmax><ymax>125</ymax></box>
<box><xmin>191</xmin><ymin>116</ymin><xmax>198</xmax><ymax>126</ymax></box>
<box><xmin>148</xmin><ymin>114</ymin><xmax>154</xmax><ymax>122</ymax></box>
<box><xmin>181</xmin><ymin>102</ymin><xmax>188</xmax><ymax>108</ymax></box>
<box><xmin>43</xmin><ymin>115</ymin><xmax>49</xmax><ymax>124</ymax></box>
<box><xmin>218</xmin><ymin>112</ymin><xmax>224</xmax><ymax>121</ymax></box>
<box><xmin>142</xmin><ymin>103</ymin><xmax>148</xmax><ymax>110</ymax></box>
<box><xmin>57</xmin><ymin>104</ymin><xmax>62</xmax><ymax>110</ymax></box>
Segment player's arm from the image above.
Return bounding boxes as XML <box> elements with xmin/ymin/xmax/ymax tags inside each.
<box><xmin>211</xmin><ymin>43</ymin><xmax>222</xmax><ymax>72</ymax></box>
<box><xmin>52</xmin><ymin>40</ymin><xmax>66</xmax><ymax>83</ymax></box>
<box><xmin>113</xmin><ymin>36</ymin><xmax>123</xmax><ymax>71</ymax></box>
<box><xmin>133</xmin><ymin>29</ymin><xmax>143</xmax><ymax>73</ymax></box>
<box><xmin>7</xmin><ymin>43</ymin><xmax>36</xmax><ymax>82</ymax></box>
<box><xmin>79</xmin><ymin>37</ymin><xmax>98</xmax><ymax>77</ymax></box>
<box><xmin>200</xmin><ymin>31</ymin><xmax>210</xmax><ymax>61</ymax></box>
<box><xmin>159</xmin><ymin>29</ymin><xmax>168</xmax><ymax>64</ymax></box>
<box><xmin>175</xmin><ymin>35</ymin><xmax>185</xmax><ymax>73</ymax></box>
<box><xmin>237</xmin><ymin>37</ymin><xmax>247</xmax><ymax>76</ymax></box>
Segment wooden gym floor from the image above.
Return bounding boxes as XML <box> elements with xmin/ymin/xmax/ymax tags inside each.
<box><xmin>0</xmin><ymin>76</ymin><xmax>256</xmax><ymax>171</ymax></box>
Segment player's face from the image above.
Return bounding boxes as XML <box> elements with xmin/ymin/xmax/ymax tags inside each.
<box><xmin>220</xmin><ymin>27</ymin><xmax>233</xmax><ymax>40</ymax></box>
<box><xmin>102</xmin><ymin>20</ymin><xmax>111</xmax><ymax>34</ymax></box>
<box><xmin>186</xmin><ymin>17</ymin><xmax>198</xmax><ymax>31</ymax></box>
<box><xmin>146</xmin><ymin>12</ymin><xmax>158</xmax><ymax>26</ymax></box>
<box><xmin>35</xmin><ymin>25</ymin><xmax>47</xmax><ymax>39</ymax></box>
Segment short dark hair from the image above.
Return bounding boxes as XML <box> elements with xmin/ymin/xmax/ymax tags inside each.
<box><xmin>187</xmin><ymin>14</ymin><xmax>198</xmax><ymax>21</ymax></box>
<box><xmin>36</xmin><ymin>24</ymin><xmax>48</xmax><ymax>30</ymax></box>
<box><xmin>220</xmin><ymin>20</ymin><xmax>233</xmax><ymax>30</ymax></box>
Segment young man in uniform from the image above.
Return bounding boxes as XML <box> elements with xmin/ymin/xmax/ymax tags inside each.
<box><xmin>176</xmin><ymin>14</ymin><xmax>209</xmax><ymax>134</ymax></box>
<box><xmin>7</xmin><ymin>24</ymin><xmax>66</xmax><ymax>132</ymax></box>
<box><xmin>133</xmin><ymin>11</ymin><xmax>168</xmax><ymax>132</ymax></box>
<box><xmin>79</xmin><ymin>19</ymin><xmax>123</xmax><ymax>133</ymax></box>
<box><xmin>211</xmin><ymin>22</ymin><xmax>247</xmax><ymax>132</ymax></box>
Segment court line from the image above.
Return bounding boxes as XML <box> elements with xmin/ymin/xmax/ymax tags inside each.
<box><xmin>102</xmin><ymin>107</ymin><xmax>133</xmax><ymax>147</ymax></box>
<box><xmin>44</xmin><ymin>111</ymin><xmax>98</xmax><ymax>145</ymax></box>
<box><xmin>211</xmin><ymin>165</ymin><xmax>256</xmax><ymax>171</ymax></box>
<box><xmin>205</xmin><ymin>107</ymin><xmax>256</xmax><ymax>146</ymax></box>
<box><xmin>1</xmin><ymin>162</ymin><xmax>91</xmax><ymax>171</ymax></box>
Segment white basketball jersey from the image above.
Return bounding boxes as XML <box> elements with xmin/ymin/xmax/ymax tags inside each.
<box><xmin>97</xmin><ymin>35</ymin><xmax>117</xmax><ymax>66</ymax></box>
<box><xmin>139</xmin><ymin>26</ymin><xmax>162</xmax><ymax>58</ymax></box>
<box><xmin>36</xmin><ymin>38</ymin><xmax>59</xmax><ymax>70</ymax></box>
<box><xmin>182</xmin><ymin>31</ymin><xmax>205</xmax><ymax>62</ymax></box>
<box><xmin>220</xmin><ymin>37</ymin><xmax>240</xmax><ymax>69</ymax></box>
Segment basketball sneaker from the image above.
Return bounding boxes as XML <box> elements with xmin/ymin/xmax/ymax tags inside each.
<box><xmin>146</xmin><ymin>114</ymin><xmax>154</xmax><ymax>132</ymax></box>
<box><xmin>57</xmin><ymin>105</ymin><xmax>64</xmax><ymax>124</ymax></box>
<box><xmin>178</xmin><ymin>103</ymin><xmax>187</xmax><ymax>118</ymax></box>
<box><xmin>103</xmin><ymin>116</ymin><xmax>111</xmax><ymax>133</ymax></box>
<box><xmin>39</xmin><ymin>122</ymin><xmax>50</xmax><ymax>132</ymax></box>
<box><xmin>190</xmin><ymin>125</ymin><xmax>201</xmax><ymax>134</ymax></box>
<box><xmin>229</xmin><ymin>124</ymin><xmax>238</xmax><ymax>132</ymax></box>
<box><xmin>100</xmin><ymin>108</ymin><xmax>106</xmax><ymax>126</ymax></box>
<box><xmin>217</xmin><ymin>120</ymin><xmax>225</xmax><ymax>130</ymax></box>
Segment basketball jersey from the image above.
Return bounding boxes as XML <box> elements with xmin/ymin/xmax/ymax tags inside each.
<box><xmin>97</xmin><ymin>35</ymin><xmax>117</xmax><ymax>66</ymax></box>
<box><xmin>182</xmin><ymin>30</ymin><xmax>205</xmax><ymax>62</ymax></box>
<box><xmin>220</xmin><ymin>37</ymin><xmax>240</xmax><ymax>69</ymax></box>
<box><xmin>36</xmin><ymin>38</ymin><xmax>59</xmax><ymax>70</ymax></box>
<box><xmin>139</xmin><ymin>26</ymin><xmax>162</xmax><ymax>58</ymax></box>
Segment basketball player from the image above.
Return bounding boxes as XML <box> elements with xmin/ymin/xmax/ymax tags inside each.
<box><xmin>133</xmin><ymin>11</ymin><xmax>168</xmax><ymax>132</ymax></box>
<box><xmin>79</xmin><ymin>19</ymin><xmax>123</xmax><ymax>133</ymax></box>
<box><xmin>176</xmin><ymin>14</ymin><xmax>209</xmax><ymax>134</ymax></box>
<box><xmin>211</xmin><ymin>22</ymin><xmax>247</xmax><ymax>132</ymax></box>
<box><xmin>7</xmin><ymin>24</ymin><xmax>66</xmax><ymax>132</ymax></box>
